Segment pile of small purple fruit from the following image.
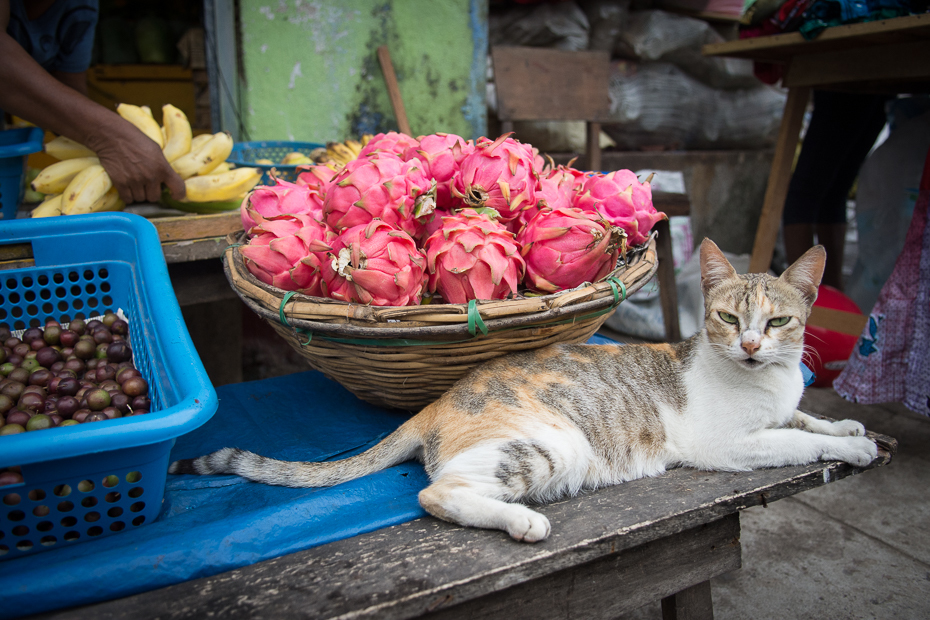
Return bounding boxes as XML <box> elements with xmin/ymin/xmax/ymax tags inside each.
<box><xmin>0</xmin><ymin>312</ymin><xmax>151</xmax><ymax>436</ymax></box>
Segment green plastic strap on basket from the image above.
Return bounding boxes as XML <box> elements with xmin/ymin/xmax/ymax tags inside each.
<box><xmin>225</xmin><ymin>242</ymin><xmax>246</xmax><ymax>251</ymax></box>
<box><xmin>279</xmin><ymin>291</ymin><xmax>313</xmax><ymax>345</ymax></box>
<box><xmin>467</xmin><ymin>299</ymin><xmax>489</xmax><ymax>337</ymax></box>
<box><xmin>279</xmin><ymin>291</ymin><xmax>297</xmax><ymax>326</ymax></box>
<box><xmin>605</xmin><ymin>276</ymin><xmax>627</xmax><ymax>307</ymax></box>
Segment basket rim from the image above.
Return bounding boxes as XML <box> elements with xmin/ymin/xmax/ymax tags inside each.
<box><xmin>223</xmin><ymin>230</ymin><xmax>659</xmax><ymax>342</ymax></box>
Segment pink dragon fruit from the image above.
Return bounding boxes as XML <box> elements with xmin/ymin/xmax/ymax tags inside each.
<box><xmin>323</xmin><ymin>153</ymin><xmax>437</xmax><ymax>239</ymax></box>
<box><xmin>517</xmin><ymin>206</ymin><xmax>623</xmax><ymax>294</ymax></box>
<box><xmin>241</xmin><ymin>176</ymin><xmax>325</xmax><ymax>233</ymax></box>
<box><xmin>573</xmin><ymin>170</ymin><xmax>666</xmax><ymax>246</ymax></box>
<box><xmin>321</xmin><ymin>220</ymin><xmax>427</xmax><ymax>306</ymax></box>
<box><xmin>357</xmin><ymin>131</ymin><xmax>420</xmax><ymax>158</ymax></box>
<box><xmin>296</xmin><ymin>163</ymin><xmax>337</xmax><ymax>194</ymax></box>
<box><xmin>513</xmin><ymin>170</ymin><xmax>579</xmax><ymax>234</ymax></box>
<box><xmin>240</xmin><ymin>212</ymin><xmax>333</xmax><ymax>296</ymax></box>
<box><xmin>423</xmin><ymin>208</ymin><xmax>525</xmax><ymax>304</ymax></box>
<box><xmin>451</xmin><ymin>133</ymin><xmax>537</xmax><ymax>223</ymax></box>
<box><xmin>405</xmin><ymin>132</ymin><xmax>473</xmax><ymax>210</ymax></box>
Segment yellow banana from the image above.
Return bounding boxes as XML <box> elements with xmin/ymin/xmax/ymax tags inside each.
<box><xmin>190</xmin><ymin>133</ymin><xmax>213</xmax><ymax>151</ymax></box>
<box><xmin>31</xmin><ymin>157</ymin><xmax>100</xmax><ymax>194</ymax></box>
<box><xmin>255</xmin><ymin>158</ymin><xmax>275</xmax><ymax>165</ymax></box>
<box><xmin>282</xmin><ymin>153</ymin><xmax>313</xmax><ymax>165</ymax></box>
<box><xmin>344</xmin><ymin>139</ymin><xmax>363</xmax><ymax>157</ymax></box>
<box><xmin>171</xmin><ymin>132</ymin><xmax>233</xmax><ymax>179</ymax></box>
<box><xmin>183</xmin><ymin>167</ymin><xmax>261</xmax><ymax>202</ymax></box>
<box><xmin>205</xmin><ymin>161</ymin><xmax>232</xmax><ymax>175</ymax></box>
<box><xmin>161</xmin><ymin>104</ymin><xmax>193</xmax><ymax>163</ymax></box>
<box><xmin>85</xmin><ymin>187</ymin><xmax>125</xmax><ymax>213</ymax></box>
<box><xmin>117</xmin><ymin>103</ymin><xmax>164</xmax><ymax>148</ymax></box>
<box><xmin>360</xmin><ymin>134</ymin><xmax>373</xmax><ymax>146</ymax></box>
<box><xmin>31</xmin><ymin>195</ymin><xmax>64</xmax><ymax>218</ymax></box>
<box><xmin>45</xmin><ymin>136</ymin><xmax>95</xmax><ymax>160</ymax></box>
<box><xmin>61</xmin><ymin>165</ymin><xmax>113</xmax><ymax>215</ymax></box>
<box><xmin>326</xmin><ymin>143</ymin><xmax>355</xmax><ymax>165</ymax></box>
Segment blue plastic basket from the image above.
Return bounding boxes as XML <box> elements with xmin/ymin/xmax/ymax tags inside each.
<box><xmin>227</xmin><ymin>140</ymin><xmax>326</xmax><ymax>184</ymax></box>
<box><xmin>0</xmin><ymin>127</ymin><xmax>44</xmax><ymax>221</ymax></box>
<box><xmin>0</xmin><ymin>213</ymin><xmax>218</xmax><ymax>561</ymax></box>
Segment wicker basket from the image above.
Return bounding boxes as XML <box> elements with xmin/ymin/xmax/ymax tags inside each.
<box><xmin>224</xmin><ymin>232</ymin><xmax>659</xmax><ymax>410</ymax></box>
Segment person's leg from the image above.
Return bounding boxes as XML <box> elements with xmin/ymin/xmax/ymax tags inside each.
<box><xmin>782</xmin><ymin>91</ymin><xmax>889</xmax><ymax>288</ymax></box>
<box><xmin>813</xmin><ymin>93</ymin><xmax>889</xmax><ymax>290</ymax></box>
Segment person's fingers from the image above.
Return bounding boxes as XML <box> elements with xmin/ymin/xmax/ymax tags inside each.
<box><xmin>112</xmin><ymin>180</ymin><xmax>134</xmax><ymax>206</ymax></box>
<box><xmin>144</xmin><ymin>179</ymin><xmax>161</xmax><ymax>204</ymax></box>
<box><xmin>164</xmin><ymin>167</ymin><xmax>186</xmax><ymax>200</ymax></box>
<box><xmin>130</xmin><ymin>183</ymin><xmax>147</xmax><ymax>205</ymax></box>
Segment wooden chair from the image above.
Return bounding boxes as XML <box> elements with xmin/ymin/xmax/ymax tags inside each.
<box><xmin>492</xmin><ymin>46</ymin><xmax>686</xmax><ymax>341</ymax></box>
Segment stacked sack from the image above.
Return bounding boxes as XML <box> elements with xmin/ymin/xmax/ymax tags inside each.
<box><xmin>30</xmin><ymin>103</ymin><xmax>261</xmax><ymax>217</ymax></box>
<box><xmin>238</xmin><ymin>131</ymin><xmax>666</xmax><ymax>307</ymax></box>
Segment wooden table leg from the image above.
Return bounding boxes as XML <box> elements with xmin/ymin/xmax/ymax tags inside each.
<box><xmin>748</xmin><ymin>85</ymin><xmax>811</xmax><ymax>274</ymax></box>
<box><xmin>655</xmin><ymin>218</ymin><xmax>681</xmax><ymax>342</ymax></box>
<box><xmin>661</xmin><ymin>580</ymin><xmax>715</xmax><ymax>620</ymax></box>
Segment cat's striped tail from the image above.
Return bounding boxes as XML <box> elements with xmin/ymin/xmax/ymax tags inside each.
<box><xmin>167</xmin><ymin>422</ymin><xmax>423</xmax><ymax>488</ymax></box>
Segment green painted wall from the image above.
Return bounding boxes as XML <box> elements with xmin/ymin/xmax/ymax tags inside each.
<box><xmin>238</xmin><ymin>0</ymin><xmax>487</xmax><ymax>143</ymax></box>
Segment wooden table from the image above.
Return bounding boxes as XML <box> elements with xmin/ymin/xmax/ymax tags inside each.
<box><xmin>703</xmin><ymin>13</ymin><xmax>930</xmax><ymax>301</ymax></box>
<box><xmin>36</xmin><ymin>428</ymin><xmax>895</xmax><ymax>620</ymax></box>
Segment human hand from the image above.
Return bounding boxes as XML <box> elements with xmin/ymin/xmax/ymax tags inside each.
<box><xmin>89</xmin><ymin>117</ymin><xmax>186</xmax><ymax>204</ymax></box>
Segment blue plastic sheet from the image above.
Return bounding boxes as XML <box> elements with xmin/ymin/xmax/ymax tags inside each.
<box><xmin>1</xmin><ymin>370</ymin><xmax>430</xmax><ymax>619</ymax></box>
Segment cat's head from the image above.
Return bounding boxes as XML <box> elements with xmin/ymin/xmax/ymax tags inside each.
<box><xmin>699</xmin><ymin>239</ymin><xmax>825</xmax><ymax>370</ymax></box>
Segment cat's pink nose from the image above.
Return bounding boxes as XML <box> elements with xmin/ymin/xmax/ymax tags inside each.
<box><xmin>741</xmin><ymin>340</ymin><xmax>761</xmax><ymax>356</ymax></box>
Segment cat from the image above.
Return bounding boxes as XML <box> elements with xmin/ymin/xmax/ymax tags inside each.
<box><xmin>169</xmin><ymin>238</ymin><xmax>877</xmax><ymax>542</ymax></box>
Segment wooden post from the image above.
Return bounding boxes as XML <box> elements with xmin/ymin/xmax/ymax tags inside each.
<box><xmin>377</xmin><ymin>46</ymin><xmax>412</xmax><ymax>136</ymax></box>
<box><xmin>748</xmin><ymin>85</ymin><xmax>810</xmax><ymax>274</ymax></box>
<box><xmin>586</xmin><ymin>121</ymin><xmax>602</xmax><ymax>172</ymax></box>
<box><xmin>662</xmin><ymin>581</ymin><xmax>715</xmax><ymax>620</ymax></box>
<box><xmin>655</xmin><ymin>218</ymin><xmax>681</xmax><ymax>342</ymax></box>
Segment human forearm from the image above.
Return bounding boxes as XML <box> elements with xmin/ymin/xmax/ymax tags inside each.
<box><xmin>0</xmin><ymin>32</ymin><xmax>185</xmax><ymax>202</ymax></box>
<box><xmin>0</xmin><ymin>32</ymin><xmax>114</xmax><ymax>150</ymax></box>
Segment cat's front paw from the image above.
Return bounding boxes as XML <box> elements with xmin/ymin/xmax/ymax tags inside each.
<box><xmin>831</xmin><ymin>419</ymin><xmax>866</xmax><ymax>437</ymax></box>
<box><xmin>506</xmin><ymin>509</ymin><xmax>551</xmax><ymax>543</ymax></box>
<box><xmin>822</xmin><ymin>436</ymin><xmax>878</xmax><ymax>467</ymax></box>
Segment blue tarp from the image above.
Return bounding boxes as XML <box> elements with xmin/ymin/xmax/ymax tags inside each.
<box><xmin>2</xmin><ymin>368</ymin><xmax>431</xmax><ymax>618</ymax></box>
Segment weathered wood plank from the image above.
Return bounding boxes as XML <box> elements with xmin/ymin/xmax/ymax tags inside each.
<box><xmin>808</xmin><ymin>306</ymin><xmax>869</xmax><ymax>337</ymax></box>
<box><xmin>423</xmin><ymin>516</ymin><xmax>739</xmax><ymax>620</ymax></box>
<box><xmin>38</xmin><ymin>428</ymin><xmax>893</xmax><ymax>620</ymax></box>
<box><xmin>491</xmin><ymin>47</ymin><xmax>610</xmax><ymax>122</ymax></box>
<box><xmin>151</xmin><ymin>211</ymin><xmax>242</xmax><ymax>244</ymax></box>
<box><xmin>161</xmin><ymin>238</ymin><xmax>229</xmax><ymax>263</ymax></box>
<box><xmin>702</xmin><ymin>13</ymin><xmax>930</xmax><ymax>63</ymax></box>
<box><xmin>784</xmin><ymin>40</ymin><xmax>930</xmax><ymax>89</ymax></box>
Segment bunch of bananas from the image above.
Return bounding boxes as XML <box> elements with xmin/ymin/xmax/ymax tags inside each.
<box><xmin>250</xmin><ymin>136</ymin><xmax>371</xmax><ymax>170</ymax></box>
<box><xmin>316</xmin><ymin>136</ymin><xmax>371</xmax><ymax>167</ymax></box>
<box><xmin>31</xmin><ymin>104</ymin><xmax>262</xmax><ymax>217</ymax></box>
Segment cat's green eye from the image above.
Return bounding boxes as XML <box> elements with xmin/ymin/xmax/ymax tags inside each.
<box><xmin>718</xmin><ymin>312</ymin><xmax>739</xmax><ymax>324</ymax></box>
<box><xmin>768</xmin><ymin>316</ymin><xmax>791</xmax><ymax>328</ymax></box>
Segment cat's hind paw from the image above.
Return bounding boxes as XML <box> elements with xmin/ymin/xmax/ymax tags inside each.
<box><xmin>830</xmin><ymin>419</ymin><xmax>866</xmax><ymax>437</ymax></box>
<box><xmin>506</xmin><ymin>508</ymin><xmax>551</xmax><ymax>543</ymax></box>
<box><xmin>822</xmin><ymin>436</ymin><xmax>878</xmax><ymax>468</ymax></box>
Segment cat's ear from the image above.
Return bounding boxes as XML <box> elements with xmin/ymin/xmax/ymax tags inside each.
<box><xmin>700</xmin><ymin>238</ymin><xmax>738</xmax><ymax>295</ymax></box>
<box><xmin>779</xmin><ymin>245</ymin><xmax>825</xmax><ymax>305</ymax></box>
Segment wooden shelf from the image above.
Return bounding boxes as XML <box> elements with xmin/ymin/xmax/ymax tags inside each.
<box><xmin>703</xmin><ymin>12</ymin><xmax>930</xmax><ymax>63</ymax></box>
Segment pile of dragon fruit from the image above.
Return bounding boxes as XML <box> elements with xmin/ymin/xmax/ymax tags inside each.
<box><xmin>238</xmin><ymin>132</ymin><xmax>666</xmax><ymax>307</ymax></box>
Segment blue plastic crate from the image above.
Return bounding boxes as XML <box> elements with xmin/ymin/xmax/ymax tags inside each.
<box><xmin>0</xmin><ymin>127</ymin><xmax>45</xmax><ymax>221</ymax></box>
<box><xmin>227</xmin><ymin>140</ymin><xmax>326</xmax><ymax>185</ymax></box>
<box><xmin>0</xmin><ymin>213</ymin><xmax>218</xmax><ymax>561</ymax></box>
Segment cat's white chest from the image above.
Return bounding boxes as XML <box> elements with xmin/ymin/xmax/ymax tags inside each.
<box><xmin>667</xmin><ymin>343</ymin><xmax>805</xmax><ymax>464</ymax></box>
